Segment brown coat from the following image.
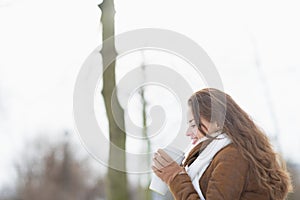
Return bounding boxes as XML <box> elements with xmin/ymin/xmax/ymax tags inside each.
<box><xmin>169</xmin><ymin>144</ymin><xmax>270</xmax><ymax>200</ymax></box>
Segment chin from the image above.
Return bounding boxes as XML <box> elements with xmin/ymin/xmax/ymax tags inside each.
<box><xmin>192</xmin><ymin>139</ymin><xmax>199</xmax><ymax>145</ymax></box>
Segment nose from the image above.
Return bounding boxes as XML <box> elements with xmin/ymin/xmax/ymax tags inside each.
<box><xmin>185</xmin><ymin>127</ymin><xmax>193</xmax><ymax>136</ymax></box>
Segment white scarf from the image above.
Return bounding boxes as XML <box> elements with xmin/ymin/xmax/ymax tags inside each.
<box><xmin>185</xmin><ymin>132</ymin><xmax>232</xmax><ymax>200</ymax></box>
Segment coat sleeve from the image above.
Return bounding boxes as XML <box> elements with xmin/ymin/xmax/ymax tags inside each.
<box><xmin>169</xmin><ymin>173</ymin><xmax>201</xmax><ymax>200</ymax></box>
<box><xmin>204</xmin><ymin>147</ymin><xmax>249</xmax><ymax>200</ymax></box>
<box><xmin>169</xmin><ymin>146</ymin><xmax>249</xmax><ymax>200</ymax></box>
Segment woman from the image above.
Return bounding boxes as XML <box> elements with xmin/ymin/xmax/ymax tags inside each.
<box><xmin>152</xmin><ymin>88</ymin><xmax>292</xmax><ymax>200</ymax></box>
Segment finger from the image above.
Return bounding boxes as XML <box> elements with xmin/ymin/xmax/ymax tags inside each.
<box><xmin>153</xmin><ymin>157</ymin><xmax>164</xmax><ymax>169</ymax></box>
<box><xmin>151</xmin><ymin>166</ymin><xmax>162</xmax><ymax>176</ymax></box>
<box><xmin>153</xmin><ymin>152</ymin><xmax>159</xmax><ymax>159</ymax></box>
<box><xmin>158</xmin><ymin>149</ymin><xmax>173</xmax><ymax>162</ymax></box>
<box><xmin>151</xmin><ymin>165</ymin><xmax>161</xmax><ymax>173</ymax></box>
<box><xmin>155</xmin><ymin>155</ymin><xmax>169</xmax><ymax>167</ymax></box>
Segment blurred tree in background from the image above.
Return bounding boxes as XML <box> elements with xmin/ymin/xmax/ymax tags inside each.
<box><xmin>0</xmin><ymin>132</ymin><xmax>105</xmax><ymax>200</ymax></box>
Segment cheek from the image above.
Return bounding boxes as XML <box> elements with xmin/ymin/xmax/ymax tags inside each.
<box><xmin>192</xmin><ymin>127</ymin><xmax>199</xmax><ymax>135</ymax></box>
<box><xmin>195</xmin><ymin>128</ymin><xmax>204</xmax><ymax>138</ymax></box>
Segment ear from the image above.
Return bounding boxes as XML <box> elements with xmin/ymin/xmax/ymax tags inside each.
<box><xmin>212</xmin><ymin>121</ymin><xmax>220</xmax><ymax>132</ymax></box>
<box><xmin>215</xmin><ymin>122</ymin><xmax>223</xmax><ymax>132</ymax></box>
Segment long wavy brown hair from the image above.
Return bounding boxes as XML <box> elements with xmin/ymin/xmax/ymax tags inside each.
<box><xmin>188</xmin><ymin>88</ymin><xmax>293</xmax><ymax>200</ymax></box>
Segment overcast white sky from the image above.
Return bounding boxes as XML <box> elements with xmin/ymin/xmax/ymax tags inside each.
<box><xmin>1</xmin><ymin>0</ymin><xmax>300</xmax><ymax>188</ymax></box>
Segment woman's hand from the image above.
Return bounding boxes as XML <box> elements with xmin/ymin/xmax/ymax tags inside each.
<box><xmin>151</xmin><ymin>149</ymin><xmax>185</xmax><ymax>185</ymax></box>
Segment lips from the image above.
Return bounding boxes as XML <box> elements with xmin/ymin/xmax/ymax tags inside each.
<box><xmin>191</xmin><ymin>137</ymin><xmax>198</xmax><ymax>145</ymax></box>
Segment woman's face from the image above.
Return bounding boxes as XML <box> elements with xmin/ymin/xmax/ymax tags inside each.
<box><xmin>186</xmin><ymin>106</ymin><xmax>215</xmax><ymax>145</ymax></box>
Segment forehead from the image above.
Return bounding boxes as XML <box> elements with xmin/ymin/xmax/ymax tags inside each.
<box><xmin>187</xmin><ymin>107</ymin><xmax>194</xmax><ymax>122</ymax></box>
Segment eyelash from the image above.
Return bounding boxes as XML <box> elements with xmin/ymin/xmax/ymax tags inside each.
<box><xmin>191</xmin><ymin>125</ymin><xmax>196</xmax><ymax>128</ymax></box>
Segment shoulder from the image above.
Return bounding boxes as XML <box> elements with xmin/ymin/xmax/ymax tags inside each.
<box><xmin>211</xmin><ymin>143</ymin><xmax>249</xmax><ymax>168</ymax></box>
<box><xmin>200</xmin><ymin>144</ymin><xmax>251</xmax><ymax>199</ymax></box>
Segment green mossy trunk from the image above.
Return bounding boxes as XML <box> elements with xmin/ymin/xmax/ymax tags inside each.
<box><xmin>99</xmin><ymin>0</ymin><xmax>129</xmax><ymax>199</ymax></box>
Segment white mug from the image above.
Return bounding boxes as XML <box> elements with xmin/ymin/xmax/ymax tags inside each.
<box><xmin>149</xmin><ymin>146</ymin><xmax>185</xmax><ymax>195</ymax></box>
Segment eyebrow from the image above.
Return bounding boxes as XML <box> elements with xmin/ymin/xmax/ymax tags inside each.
<box><xmin>188</xmin><ymin>119</ymin><xmax>195</xmax><ymax>123</ymax></box>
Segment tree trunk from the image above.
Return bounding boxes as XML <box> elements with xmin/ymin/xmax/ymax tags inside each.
<box><xmin>99</xmin><ymin>0</ymin><xmax>129</xmax><ymax>200</ymax></box>
<box><xmin>140</xmin><ymin>61</ymin><xmax>152</xmax><ymax>200</ymax></box>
